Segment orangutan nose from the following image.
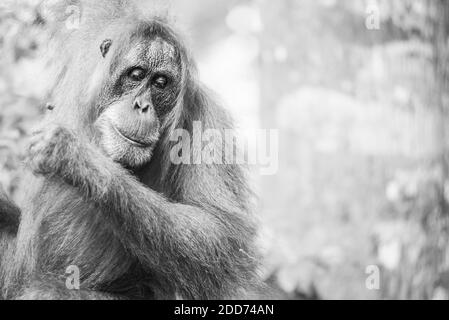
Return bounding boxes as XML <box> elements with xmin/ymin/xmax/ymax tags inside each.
<box><xmin>133</xmin><ymin>97</ymin><xmax>151</xmax><ymax>114</ymax></box>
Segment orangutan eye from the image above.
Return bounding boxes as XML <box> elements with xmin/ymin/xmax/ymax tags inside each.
<box><xmin>152</xmin><ymin>75</ymin><xmax>169</xmax><ymax>89</ymax></box>
<box><xmin>128</xmin><ymin>68</ymin><xmax>146</xmax><ymax>82</ymax></box>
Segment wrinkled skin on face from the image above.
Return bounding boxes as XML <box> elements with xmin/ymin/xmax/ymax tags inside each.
<box><xmin>94</xmin><ymin>34</ymin><xmax>182</xmax><ymax>168</ymax></box>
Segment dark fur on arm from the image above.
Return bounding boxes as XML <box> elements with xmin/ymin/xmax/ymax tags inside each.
<box><xmin>0</xmin><ymin>186</ymin><xmax>20</xmax><ymax>298</ymax></box>
<box><xmin>31</xmin><ymin>125</ymin><xmax>259</xmax><ymax>299</ymax></box>
<box><xmin>0</xmin><ymin>186</ymin><xmax>20</xmax><ymax>235</ymax></box>
<box><xmin>17</xmin><ymin>276</ymin><xmax>117</xmax><ymax>300</ymax></box>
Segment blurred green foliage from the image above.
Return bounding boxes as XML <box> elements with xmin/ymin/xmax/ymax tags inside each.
<box><xmin>0</xmin><ymin>0</ymin><xmax>49</xmax><ymax>196</ymax></box>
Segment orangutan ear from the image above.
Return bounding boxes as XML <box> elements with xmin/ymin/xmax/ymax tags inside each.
<box><xmin>100</xmin><ymin>39</ymin><xmax>113</xmax><ymax>58</ymax></box>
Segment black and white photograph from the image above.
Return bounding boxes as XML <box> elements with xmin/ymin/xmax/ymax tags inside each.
<box><xmin>0</xmin><ymin>0</ymin><xmax>449</xmax><ymax>307</ymax></box>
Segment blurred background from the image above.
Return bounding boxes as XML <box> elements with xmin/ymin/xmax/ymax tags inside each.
<box><xmin>1</xmin><ymin>0</ymin><xmax>449</xmax><ymax>300</ymax></box>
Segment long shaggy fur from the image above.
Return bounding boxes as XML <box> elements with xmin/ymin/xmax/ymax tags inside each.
<box><xmin>0</xmin><ymin>0</ymin><xmax>260</xmax><ymax>300</ymax></box>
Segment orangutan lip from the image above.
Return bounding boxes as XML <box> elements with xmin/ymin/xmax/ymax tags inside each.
<box><xmin>111</xmin><ymin>124</ymin><xmax>152</xmax><ymax>148</ymax></box>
